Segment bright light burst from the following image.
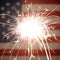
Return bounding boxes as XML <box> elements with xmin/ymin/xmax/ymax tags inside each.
<box><xmin>15</xmin><ymin>15</ymin><xmax>46</xmax><ymax>40</ymax></box>
<box><xmin>0</xmin><ymin>2</ymin><xmax>59</xmax><ymax>60</ymax></box>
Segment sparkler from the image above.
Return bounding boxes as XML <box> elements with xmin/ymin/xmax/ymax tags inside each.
<box><xmin>0</xmin><ymin>2</ymin><xmax>59</xmax><ymax>60</ymax></box>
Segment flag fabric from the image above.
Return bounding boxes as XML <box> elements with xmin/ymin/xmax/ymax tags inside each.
<box><xmin>0</xmin><ymin>0</ymin><xmax>21</xmax><ymax>42</ymax></box>
<box><xmin>0</xmin><ymin>0</ymin><xmax>60</xmax><ymax>60</ymax></box>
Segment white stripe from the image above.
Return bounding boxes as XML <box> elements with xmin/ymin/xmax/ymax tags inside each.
<box><xmin>22</xmin><ymin>4</ymin><xmax>60</xmax><ymax>11</ymax></box>
<box><xmin>0</xmin><ymin>42</ymin><xmax>60</xmax><ymax>49</ymax></box>
<box><xmin>33</xmin><ymin>43</ymin><xmax>60</xmax><ymax>49</ymax></box>
<box><xmin>48</xmin><ymin>30</ymin><xmax>60</xmax><ymax>36</ymax></box>
<box><xmin>0</xmin><ymin>56</ymin><xmax>60</xmax><ymax>60</ymax></box>
<box><xmin>39</xmin><ymin>17</ymin><xmax>60</xmax><ymax>24</ymax></box>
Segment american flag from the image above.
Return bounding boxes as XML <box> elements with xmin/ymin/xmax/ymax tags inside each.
<box><xmin>0</xmin><ymin>0</ymin><xmax>60</xmax><ymax>60</ymax></box>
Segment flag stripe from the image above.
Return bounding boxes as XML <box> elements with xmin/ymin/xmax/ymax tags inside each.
<box><xmin>46</xmin><ymin>36</ymin><xmax>60</xmax><ymax>43</ymax></box>
<box><xmin>0</xmin><ymin>56</ymin><xmax>60</xmax><ymax>60</ymax></box>
<box><xmin>0</xmin><ymin>49</ymin><xmax>60</xmax><ymax>56</ymax></box>
<box><xmin>47</xmin><ymin>30</ymin><xmax>60</xmax><ymax>36</ymax></box>
<box><xmin>22</xmin><ymin>4</ymin><xmax>60</xmax><ymax>11</ymax></box>
<box><xmin>48</xmin><ymin>24</ymin><xmax>60</xmax><ymax>30</ymax></box>
<box><xmin>0</xmin><ymin>41</ymin><xmax>60</xmax><ymax>49</ymax></box>
<box><xmin>21</xmin><ymin>0</ymin><xmax>60</xmax><ymax>4</ymax></box>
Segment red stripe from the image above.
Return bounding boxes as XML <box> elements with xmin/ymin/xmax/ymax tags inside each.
<box><xmin>37</xmin><ymin>36</ymin><xmax>60</xmax><ymax>43</ymax></box>
<box><xmin>32</xmin><ymin>49</ymin><xmax>60</xmax><ymax>56</ymax></box>
<box><xmin>21</xmin><ymin>0</ymin><xmax>60</xmax><ymax>4</ymax></box>
<box><xmin>48</xmin><ymin>24</ymin><xmax>60</xmax><ymax>30</ymax></box>
<box><xmin>46</xmin><ymin>36</ymin><xmax>60</xmax><ymax>43</ymax></box>
<box><xmin>0</xmin><ymin>49</ymin><xmax>60</xmax><ymax>56</ymax></box>
<box><xmin>22</xmin><ymin>11</ymin><xmax>60</xmax><ymax>17</ymax></box>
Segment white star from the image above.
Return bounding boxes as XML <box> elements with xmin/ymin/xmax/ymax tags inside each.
<box><xmin>6</xmin><ymin>2</ymin><xmax>10</xmax><ymax>6</ymax></box>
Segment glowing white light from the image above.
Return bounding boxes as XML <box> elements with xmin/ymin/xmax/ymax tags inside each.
<box><xmin>15</xmin><ymin>16</ymin><xmax>46</xmax><ymax>40</ymax></box>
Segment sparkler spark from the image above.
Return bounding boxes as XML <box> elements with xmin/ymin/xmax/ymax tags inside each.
<box><xmin>15</xmin><ymin>15</ymin><xmax>46</xmax><ymax>40</ymax></box>
<box><xmin>0</xmin><ymin>3</ymin><xmax>59</xmax><ymax>60</ymax></box>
